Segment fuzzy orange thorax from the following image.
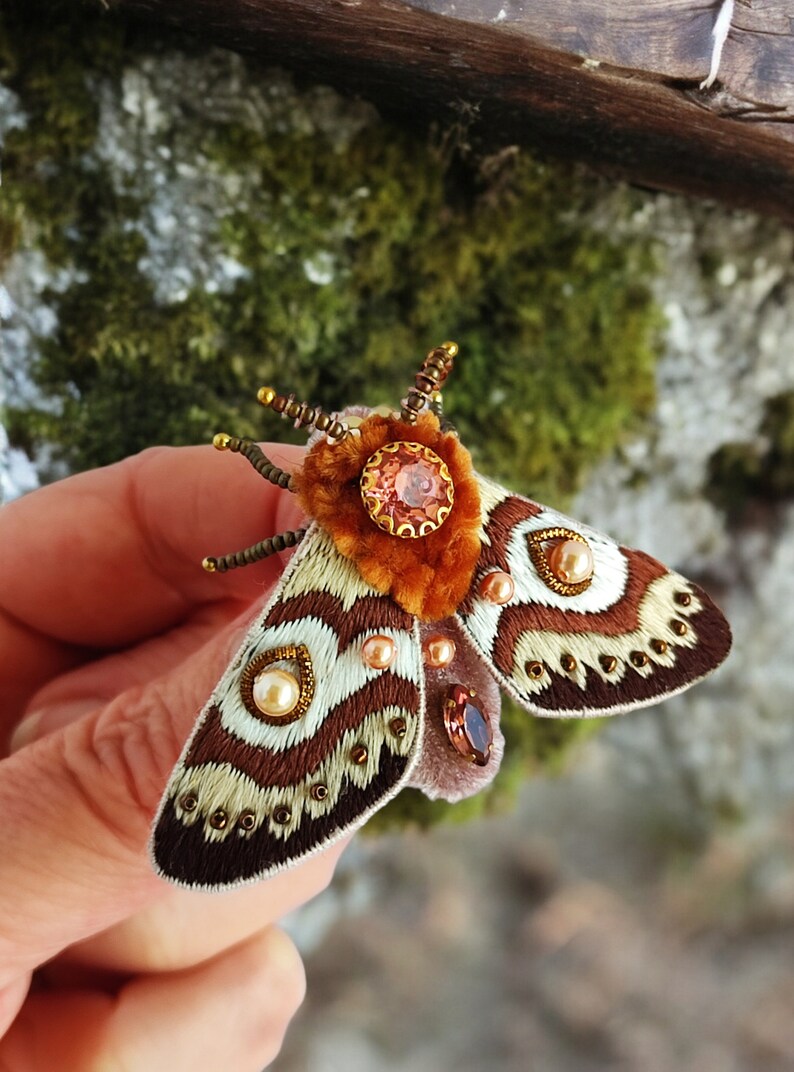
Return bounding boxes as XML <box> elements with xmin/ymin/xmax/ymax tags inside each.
<box><xmin>294</xmin><ymin>412</ymin><xmax>482</xmax><ymax>621</ymax></box>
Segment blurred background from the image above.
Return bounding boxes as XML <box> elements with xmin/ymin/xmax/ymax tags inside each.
<box><xmin>2</xmin><ymin>3</ymin><xmax>794</xmax><ymax>1069</ymax></box>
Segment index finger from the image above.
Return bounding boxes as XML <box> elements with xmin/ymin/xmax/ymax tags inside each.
<box><xmin>0</xmin><ymin>443</ymin><xmax>305</xmax><ymax>653</ymax></box>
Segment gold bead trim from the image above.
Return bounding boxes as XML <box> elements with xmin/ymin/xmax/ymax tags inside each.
<box><xmin>360</xmin><ymin>441</ymin><xmax>454</xmax><ymax>539</ymax></box>
<box><xmin>209</xmin><ymin>808</ymin><xmax>228</xmax><ymax>830</ymax></box>
<box><xmin>237</xmin><ymin>810</ymin><xmax>256</xmax><ymax>831</ymax></box>
<box><xmin>239</xmin><ymin>644</ymin><xmax>315</xmax><ymax>725</ymax></box>
<box><xmin>526</xmin><ymin>527</ymin><xmax>594</xmax><ymax>597</ymax></box>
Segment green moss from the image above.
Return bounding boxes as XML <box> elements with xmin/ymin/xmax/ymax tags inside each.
<box><xmin>371</xmin><ymin>699</ymin><xmax>605</xmax><ymax>832</ymax></box>
<box><xmin>2</xmin><ymin>0</ymin><xmax>663</xmax><ymax>825</ymax></box>
<box><xmin>707</xmin><ymin>391</ymin><xmax>794</xmax><ymax>518</ymax></box>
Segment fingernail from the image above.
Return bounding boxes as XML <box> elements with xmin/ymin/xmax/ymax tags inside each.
<box><xmin>9</xmin><ymin>712</ymin><xmax>43</xmax><ymax>753</ymax></box>
<box><xmin>9</xmin><ymin>700</ymin><xmax>98</xmax><ymax>753</ymax></box>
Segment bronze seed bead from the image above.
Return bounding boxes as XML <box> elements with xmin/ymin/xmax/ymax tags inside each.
<box><xmin>600</xmin><ymin>655</ymin><xmax>618</xmax><ymax>673</ymax></box>
<box><xmin>210</xmin><ymin>808</ymin><xmax>228</xmax><ymax>830</ymax></box>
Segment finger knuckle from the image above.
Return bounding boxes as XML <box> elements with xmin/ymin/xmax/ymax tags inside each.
<box><xmin>59</xmin><ymin>681</ymin><xmax>183</xmax><ymax>854</ymax></box>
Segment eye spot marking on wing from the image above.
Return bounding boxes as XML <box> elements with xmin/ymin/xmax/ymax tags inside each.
<box><xmin>239</xmin><ymin>644</ymin><xmax>315</xmax><ymax>724</ymax></box>
<box><xmin>526</xmin><ymin>527</ymin><xmax>595</xmax><ymax>597</ymax></box>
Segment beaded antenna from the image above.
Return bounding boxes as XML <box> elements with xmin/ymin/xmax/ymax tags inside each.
<box><xmin>150</xmin><ymin>343</ymin><xmax>732</xmax><ymax>890</ymax></box>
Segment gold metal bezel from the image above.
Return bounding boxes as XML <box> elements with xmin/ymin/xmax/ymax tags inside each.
<box><xmin>359</xmin><ymin>441</ymin><xmax>454</xmax><ymax>539</ymax></box>
<box><xmin>526</xmin><ymin>527</ymin><xmax>594</xmax><ymax>597</ymax></box>
<box><xmin>239</xmin><ymin>643</ymin><xmax>315</xmax><ymax>725</ymax></box>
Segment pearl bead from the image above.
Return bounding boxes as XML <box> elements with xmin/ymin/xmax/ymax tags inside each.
<box><xmin>252</xmin><ymin>668</ymin><xmax>300</xmax><ymax>717</ymax></box>
<box><xmin>547</xmin><ymin>539</ymin><xmax>594</xmax><ymax>585</ymax></box>
<box><xmin>479</xmin><ymin>570</ymin><xmax>515</xmax><ymax>605</ymax></box>
<box><xmin>423</xmin><ymin>634</ymin><xmax>457</xmax><ymax>668</ymax></box>
<box><xmin>362</xmin><ymin>635</ymin><xmax>397</xmax><ymax>669</ymax></box>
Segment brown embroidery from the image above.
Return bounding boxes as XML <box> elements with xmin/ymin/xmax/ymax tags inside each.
<box><xmin>490</xmin><ymin>548</ymin><xmax>667</xmax><ymax>675</ymax></box>
<box><xmin>509</xmin><ymin>589</ymin><xmax>731</xmax><ymax>713</ymax></box>
<box><xmin>186</xmin><ymin>675</ymin><xmax>420</xmax><ymax>787</ymax></box>
<box><xmin>265</xmin><ymin>592</ymin><xmax>413</xmax><ymax>652</ymax></box>
<box><xmin>154</xmin><ymin>745</ymin><xmax>408</xmax><ymax>888</ymax></box>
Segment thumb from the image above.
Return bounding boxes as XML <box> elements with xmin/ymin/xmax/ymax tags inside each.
<box><xmin>0</xmin><ymin>611</ymin><xmax>249</xmax><ymax>987</ymax></box>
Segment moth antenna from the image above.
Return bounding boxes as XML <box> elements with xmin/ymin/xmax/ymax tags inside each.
<box><xmin>257</xmin><ymin>387</ymin><xmax>349</xmax><ymax>442</ymax></box>
<box><xmin>213</xmin><ymin>433</ymin><xmax>296</xmax><ymax>491</ymax></box>
<box><xmin>202</xmin><ymin>528</ymin><xmax>307</xmax><ymax>573</ymax></box>
<box><xmin>400</xmin><ymin>340</ymin><xmax>458</xmax><ymax>425</ymax></box>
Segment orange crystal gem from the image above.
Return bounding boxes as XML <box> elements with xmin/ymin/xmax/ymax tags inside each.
<box><xmin>360</xmin><ymin>441</ymin><xmax>454</xmax><ymax>538</ymax></box>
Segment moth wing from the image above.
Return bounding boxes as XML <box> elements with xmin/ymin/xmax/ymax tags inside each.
<box><xmin>151</xmin><ymin>524</ymin><xmax>424</xmax><ymax>890</ymax></box>
<box><xmin>456</xmin><ymin>476</ymin><xmax>731</xmax><ymax>718</ymax></box>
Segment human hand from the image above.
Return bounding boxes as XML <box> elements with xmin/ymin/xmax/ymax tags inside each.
<box><xmin>0</xmin><ymin>444</ymin><xmax>346</xmax><ymax>1071</ymax></box>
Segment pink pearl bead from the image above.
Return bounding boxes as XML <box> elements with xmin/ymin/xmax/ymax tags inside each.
<box><xmin>362</xmin><ymin>635</ymin><xmax>397</xmax><ymax>669</ymax></box>
<box><xmin>479</xmin><ymin>571</ymin><xmax>515</xmax><ymax>605</ymax></box>
<box><xmin>423</xmin><ymin>635</ymin><xmax>457</xmax><ymax>668</ymax></box>
<box><xmin>547</xmin><ymin>539</ymin><xmax>594</xmax><ymax>585</ymax></box>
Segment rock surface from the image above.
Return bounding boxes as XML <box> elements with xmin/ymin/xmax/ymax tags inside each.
<box><xmin>3</xmin><ymin>15</ymin><xmax>794</xmax><ymax>1069</ymax></box>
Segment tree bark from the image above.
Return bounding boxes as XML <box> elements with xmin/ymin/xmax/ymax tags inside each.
<box><xmin>113</xmin><ymin>0</ymin><xmax>794</xmax><ymax>222</ymax></box>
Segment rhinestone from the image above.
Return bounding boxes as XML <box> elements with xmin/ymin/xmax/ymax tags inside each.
<box><xmin>360</xmin><ymin>442</ymin><xmax>454</xmax><ymax>538</ymax></box>
<box><xmin>443</xmin><ymin>684</ymin><xmax>492</xmax><ymax>766</ymax></box>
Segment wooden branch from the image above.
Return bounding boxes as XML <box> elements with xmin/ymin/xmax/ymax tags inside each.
<box><xmin>113</xmin><ymin>0</ymin><xmax>794</xmax><ymax>222</ymax></box>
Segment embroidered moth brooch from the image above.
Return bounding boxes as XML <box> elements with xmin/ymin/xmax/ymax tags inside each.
<box><xmin>151</xmin><ymin>342</ymin><xmax>731</xmax><ymax>890</ymax></box>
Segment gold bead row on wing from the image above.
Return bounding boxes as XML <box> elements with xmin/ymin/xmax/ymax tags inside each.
<box><xmin>522</xmin><ymin>590</ymin><xmax>693</xmax><ymax>682</ymax></box>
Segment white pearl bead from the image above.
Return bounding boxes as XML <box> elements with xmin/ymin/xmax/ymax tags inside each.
<box><xmin>252</xmin><ymin>668</ymin><xmax>300</xmax><ymax>717</ymax></box>
<box><xmin>548</xmin><ymin>539</ymin><xmax>594</xmax><ymax>585</ymax></box>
